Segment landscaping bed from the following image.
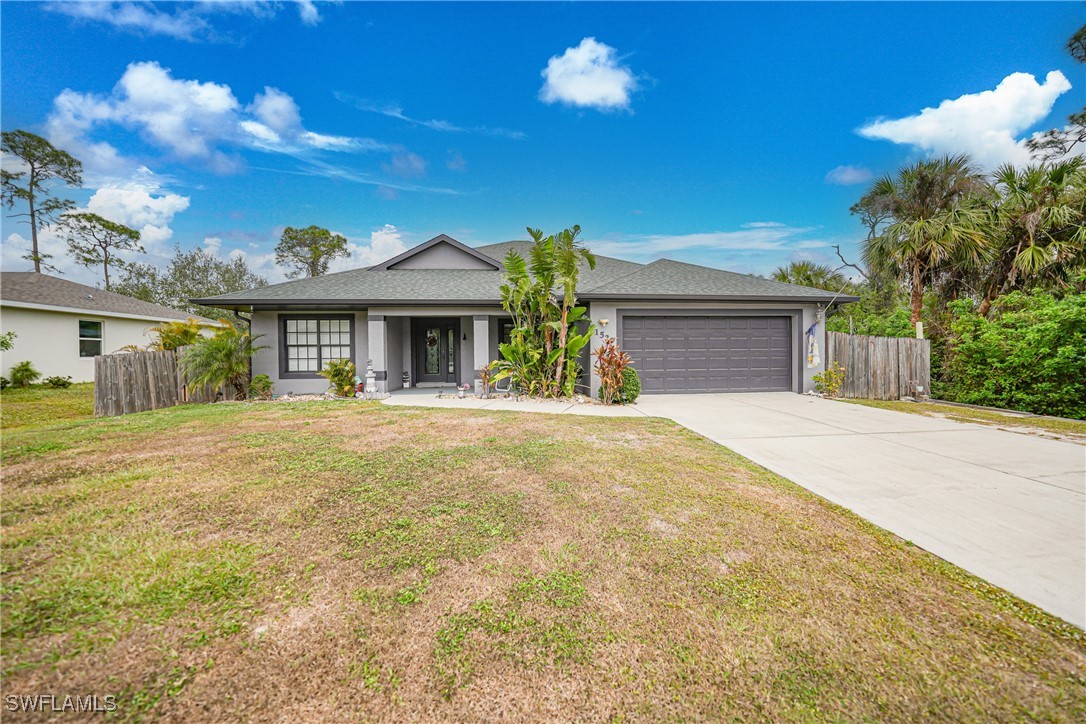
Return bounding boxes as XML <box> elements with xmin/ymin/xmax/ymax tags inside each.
<box><xmin>1</xmin><ymin>401</ymin><xmax>1083</xmax><ymax>720</ymax></box>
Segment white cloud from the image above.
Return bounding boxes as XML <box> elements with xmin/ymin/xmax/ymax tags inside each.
<box><xmin>45</xmin><ymin>1</ymin><xmax>327</xmax><ymax>42</ymax></box>
<box><xmin>539</xmin><ymin>37</ymin><xmax>639</xmax><ymax>111</ymax></box>
<box><xmin>858</xmin><ymin>71</ymin><xmax>1074</xmax><ymax>167</ymax></box>
<box><xmin>328</xmin><ymin>224</ymin><xmax>409</xmax><ymax>272</ymax></box>
<box><xmin>85</xmin><ymin>183</ymin><xmax>191</xmax><ymax>251</ymax></box>
<box><xmin>589</xmin><ymin>224</ymin><xmax>820</xmax><ymax>258</ymax></box>
<box><xmin>335</xmin><ymin>93</ymin><xmax>526</xmax><ymax>139</ymax></box>
<box><xmin>45</xmin><ymin>62</ymin><xmax>386</xmax><ymax>183</ymax></box>
<box><xmin>382</xmin><ymin>152</ymin><xmax>427</xmax><ymax>179</ymax></box>
<box><xmin>825</xmin><ymin>165</ymin><xmax>874</xmax><ymax>186</ymax></box>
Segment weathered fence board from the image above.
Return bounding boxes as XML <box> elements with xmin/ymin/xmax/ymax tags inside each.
<box><xmin>94</xmin><ymin>347</ymin><xmax>224</xmax><ymax>417</ymax></box>
<box><xmin>826</xmin><ymin>331</ymin><xmax>930</xmax><ymax>400</ymax></box>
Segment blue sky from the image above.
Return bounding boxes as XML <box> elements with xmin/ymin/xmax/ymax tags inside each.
<box><xmin>2</xmin><ymin>1</ymin><xmax>1082</xmax><ymax>285</ymax></box>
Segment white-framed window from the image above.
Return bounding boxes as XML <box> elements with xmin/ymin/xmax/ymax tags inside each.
<box><xmin>282</xmin><ymin>317</ymin><xmax>352</xmax><ymax>374</ymax></box>
<box><xmin>79</xmin><ymin>320</ymin><xmax>103</xmax><ymax>357</ymax></box>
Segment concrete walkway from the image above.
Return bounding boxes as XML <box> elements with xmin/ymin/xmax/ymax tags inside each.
<box><xmin>635</xmin><ymin>392</ymin><xmax>1086</xmax><ymax>629</ymax></box>
<box><xmin>383</xmin><ymin>389</ymin><xmax>1085</xmax><ymax>628</ymax></box>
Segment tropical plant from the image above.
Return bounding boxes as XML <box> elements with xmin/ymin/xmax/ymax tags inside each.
<box><xmin>495</xmin><ymin>225</ymin><xmax>596</xmax><ymax>398</ymax></box>
<box><xmin>0</xmin><ymin>331</ymin><xmax>16</xmax><ymax>351</ymax></box>
<box><xmin>58</xmin><ymin>212</ymin><xmax>143</xmax><ymax>290</ymax></box>
<box><xmin>594</xmin><ymin>336</ymin><xmax>631</xmax><ymax>405</ymax></box>
<box><xmin>0</xmin><ymin>129</ymin><xmax>83</xmax><ymax>272</ymax></box>
<box><xmin>248</xmin><ymin>374</ymin><xmax>274</xmax><ymax>400</ymax></box>
<box><xmin>149</xmin><ymin>317</ymin><xmax>210</xmax><ymax>351</ymax></box>
<box><xmin>8</xmin><ymin>361</ymin><xmax>40</xmax><ymax>388</ymax></box>
<box><xmin>179</xmin><ymin>322</ymin><xmax>265</xmax><ymax>401</ymax></box>
<box><xmin>42</xmin><ymin>375</ymin><xmax>73</xmax><ymax>388</ymax></box>
<box><xmin>618</xmin><ymin>366</ymin><xmax>641</xmax><ymax>404</ymax></box>
<box><xmin>976</xmin><ymin>159</ymin><xmax>1086</xmax><ymax>315</ymax></box>
<box><xmin>319</xmin><ymin>359</ymin><xmax>358</xmax><ymax>397</ymax></box>
<box><xmin>856</xmin><ymin>155</ymin><xmax>991</xmax><ymax>324</ymax></box>
<box><xmin>770</xmin><ymin>261</ymin><xmax>850</xmax><ymax>292</ymax></box>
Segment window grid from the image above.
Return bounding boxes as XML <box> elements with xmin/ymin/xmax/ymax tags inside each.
<box><xmin>283</xmin><ymin>318</ymin><xmax>352</xmax><ymax>373</ymax></box>
<box><xmin>79</xmin><ymin>320</ymin><xmax>103</xmax><ymax>358</ymax></box>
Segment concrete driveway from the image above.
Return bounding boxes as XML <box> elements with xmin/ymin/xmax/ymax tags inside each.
<box><xmin>635</xmin><ymin>393</ymin><xmax>1086</xmax><ymax>629</ymax></box>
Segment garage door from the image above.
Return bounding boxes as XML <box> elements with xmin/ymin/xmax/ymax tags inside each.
<box><xmin>621</xmin><ymin>315</ymin><xmax>792</xmax><ymax>393</ymax></box>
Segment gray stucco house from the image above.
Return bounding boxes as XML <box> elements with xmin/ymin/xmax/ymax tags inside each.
<box><xmin>194</xmin><ymin>234</ymin><xmax>857</xmax><ymax>398</ymax></box>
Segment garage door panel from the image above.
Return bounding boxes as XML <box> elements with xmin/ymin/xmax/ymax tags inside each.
<box><xmin>623</xmin><ymin>315</ymin><xmax>792</xmax><ymax>393</ymax></box>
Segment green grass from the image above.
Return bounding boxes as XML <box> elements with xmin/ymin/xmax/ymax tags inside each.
<box><xmin>2</xmin><ymin>400</ymin><xmax>1084</xmax><ymax>720</ymax></box>
<box><xmin>844</xmin><ymin>398</ymin><xmax>1086</xmax><ymax>436</ymax></box>
<box><xmin>0</xmin><ymin>382</ymin><xmax>95</xmax><ymax>431</ymax></box>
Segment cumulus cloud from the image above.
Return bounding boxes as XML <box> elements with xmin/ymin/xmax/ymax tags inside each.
<box><xmin>45</xmin><ymin>1</ymin><xmax>327</xmax><ymax>42</ymax></box>
<box><xmin>45</xmin><ymin>61</ymin><xmax>386</xmax><ymax>183</ymax></box>
<box><xmin>85</xmin><ymin>183</ymin><xmax>191</xmax><ymax>251</ymax></box>
<box><xmin>825</xmin><ymin>165</ymin><xmax>873</xmax><ymax>186</ymax></box>
<box><xmin>328</xmin><ymin>224</ymin><xmax>409</xmax><ymax>272</ymax></box>
<box><xmin>540</xmin><ymin>37</ymin><xmax>639</xmax><ymax>111</ymax></box>
<box><xmin>858</xmin><ymin>71</ymin><xmax>1074</xmax><ymax>167</ymax></box>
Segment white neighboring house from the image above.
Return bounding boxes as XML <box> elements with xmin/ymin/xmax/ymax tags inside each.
<box><xmin>0</xmin><ymin>272</ymin><xmax>220</xmax><ymax>383</ymax></box>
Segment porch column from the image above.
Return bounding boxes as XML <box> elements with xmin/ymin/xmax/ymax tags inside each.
<box><xmin>368</xmin><ymin>314</ymin><xmax>388</xmax><ymax>394</ymax></box>
<box><xmin>473</xmin><ymin>314</ymin><xmax>490</xmax><ymax>394</ymax></box>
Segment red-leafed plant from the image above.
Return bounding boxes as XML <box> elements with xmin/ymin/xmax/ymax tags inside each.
<box><xmin>594</xmin><ymin>336</ymin><xmax>631</xmax><ymax>405</ymax></box>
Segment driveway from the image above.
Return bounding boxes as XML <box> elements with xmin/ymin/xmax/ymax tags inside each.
<box><xmin>635</xmin><ymin>392</ymin><xmax>1086</xmax><ymax>629</ymax></box>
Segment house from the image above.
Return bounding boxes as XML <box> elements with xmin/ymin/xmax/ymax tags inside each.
<box><xmin>0</xmin><ymin>272</ymin><xmax>219</xmax><ymax>383</ymax></box>
<box><xmin>194</xmin><ymin>234</ymin><xmax>858</xmax><ymax>398</ymax></box>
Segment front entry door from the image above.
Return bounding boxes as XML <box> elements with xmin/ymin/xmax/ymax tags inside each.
<box><xmin>414</xmin><ymin>319</ymin><xmax>459</xmax><ymax>384</ymax></box>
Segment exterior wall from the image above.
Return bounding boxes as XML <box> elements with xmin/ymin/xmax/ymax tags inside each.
<box><xmin>585</xmin><ymin>300</ymin><xmax>827</xmax><ymax>397</ymax></box>
<box><xmin>389</xmin><ymin>243</ymin><xmax>496</xmax><ymax>270</ymax></box>
<box><xmin>385</xmin><ymin>317</ymin><xmax>405</xmax><ymax>392</ymax></box>
<box><xmin>0</xmin><ymin>305</ymin><xmax>167</xmax><ymax>383</ymax></box>
<box><xmin>251</xmin><ymin>310</ymin><xmax>369</xmax><ymax>396</ymax></box>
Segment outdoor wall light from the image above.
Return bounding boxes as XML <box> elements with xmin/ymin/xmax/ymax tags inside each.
<box><xmin>598</xmin><ymin>318</ymin><xmax>610</xmax><ymax>328</ymax></box>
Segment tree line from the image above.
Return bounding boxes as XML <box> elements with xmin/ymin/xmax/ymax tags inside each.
<box><xmin>1</xmin><ymin>129</ymin><xmax>353</xmax><ymax>316</ymax></box>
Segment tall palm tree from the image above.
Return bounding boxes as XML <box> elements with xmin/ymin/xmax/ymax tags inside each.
<box><xmin>770</xmin><ymin>261</ymin><xmax>849</xmax><ymax>292</ymax></box>
<box><xmin>978</xmin><ymin>159</ymin><xmax>1086</xmax><ymax>314</ymax></box>
<box><xmin>858</xmin><ymin>154</ymin><xmax>990</xmax><ymax>324</ymax></box>
<box><xmin>180</xmin><ymin>322</ymin><xmax>265</xmax><ymax>401</ymax></box>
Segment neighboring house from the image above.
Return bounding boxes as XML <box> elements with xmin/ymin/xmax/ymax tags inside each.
<box><xmin>0</xmin><ymin>272</ymin><xmax>219</xmax><ymax>383</ymax></box>
<box><xmin>194</xmin><ymin>234</ymin><xmax>859</xmax><ymax>397</ymax></box>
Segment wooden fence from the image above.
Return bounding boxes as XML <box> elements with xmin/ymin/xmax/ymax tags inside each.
<box><xmin>94</xmin><ymin>347</ymin><xmax>222</xmax><ymax>417</ymax></box>
<box><xmin>825</xmin><ymin>331</ymin><xmax>930</xmax><ymax>400</ymax></box>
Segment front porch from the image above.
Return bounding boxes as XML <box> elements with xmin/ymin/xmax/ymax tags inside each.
<box><xmin>367</xmin><ymin>311</ymin><xmax>508</xmax><ymax>395</ymax></box>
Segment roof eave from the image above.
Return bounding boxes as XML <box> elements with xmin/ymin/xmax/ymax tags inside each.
<box><xmin>580</xmin><ymin>293</ymin><xmax>861</xmax><ymax>304</ymax></box>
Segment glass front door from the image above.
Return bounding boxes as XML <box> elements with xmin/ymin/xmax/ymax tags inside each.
<box><xmin>414</xmin><ymin>319</ymin><xmax>458</xmax><ymax>383</ymax></box>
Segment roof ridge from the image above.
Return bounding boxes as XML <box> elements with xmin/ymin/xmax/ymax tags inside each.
<box><xmin>579</xmin><ymin>257</ymin><xmax>664</xmax><ymax>292</ymax></box>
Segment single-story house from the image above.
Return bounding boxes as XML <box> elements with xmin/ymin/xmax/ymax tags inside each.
<box><xmin>0</xmin><ymin>272</ymin><xmax>218</xmax><ymax>383</ymax></box>
<box><xmin>194</xmin><ymin>234</ymin><xmax>858</xmax><ymax>398</ymax></box>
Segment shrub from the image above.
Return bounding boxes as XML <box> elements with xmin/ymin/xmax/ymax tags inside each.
<box><xmin>248</xmin><ymin>374</ymin><xmax>274</xmax><ymax>400</ymax></box>
<box><xmin>42</xmin><ymin>375</ymin><xmax>73</xmax><ymax>389</ymax></box>
<box><xmin>594</xmin><ymin>337</ymin><xmax>631</xmax><ymax>405</ymax></box>
<box><xmin>8</xmin><ymin>361</ymin><xmax>40</xmax><ymax>388</ymax></box>
<box><xmin>179</xmin><ymin>322</ymin><xmax>266</xmax><ymax>401</ymax></box>
<box><xmin>0</xmin><ymin>331</ymin><xmax>16</xmax><ymax>351</ymax></box>
<box><xmin>149</xmin><ymin>318</ymin><xmax>210</xmax><ymax>351</ymax></box>
<box><xmin>812</xmin><ymin>362</ymin><xmax>846</xmax><ymax>397</ymax></box>
<box><xmin>619</xmin><ymin>367</ymin><xmax>641</xmax><ymax>404</ymax></box>
<box><xmin>0</xmin><ymin>376</ymin><xmax>8</xmax><ymax>390</ymax></box>
<box><xmin>939</xmin><ymin>292</ymin><xmax>1086</xmax><ymax>419</ymax></box>
<box><xmin>320</xmin><ymin>359</ymin><xmax>358</xmax><ymax>397</ymax></box>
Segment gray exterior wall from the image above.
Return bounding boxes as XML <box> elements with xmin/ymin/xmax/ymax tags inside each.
<box><xmin>251</xmin><ymin>310</ymin><xmax>369</xmax><ymax>396</ymax></box>
<box><xmin>585</xmin><ymin>300</ymin><xmax>827</xmax><ymax>397</ymax></box>
<box><xmin>389</xmin><ymin>242</ymin><xmax>497</xmax><ymax>270</ymax></box>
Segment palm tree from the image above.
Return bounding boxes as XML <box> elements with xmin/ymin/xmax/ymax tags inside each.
<box><xmin>148</xmin><ymin>317</ymin><xmax>213</xmax><ymax>351</ymax></box>
<box><xmin>978</xmin><ymin>159</ymin><xmax>1086</xmax><ymax>314</ymax></box>
<box><xmin>770</xmin><ymin>261</ymin><xmax>849</xmax><ymax>291</ymax></box>
<box><xmin>179</xmin><ymin>322</ymin><xmax>265</xmax><ymax>401</ymax></box>
<box><xmin>858</xmin><ymin>155</ymin><xmax>991</xmax><ymax>324</ymax></box>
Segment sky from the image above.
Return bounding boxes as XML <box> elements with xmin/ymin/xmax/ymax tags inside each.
<box><xmin>1</xmin><ymin>1</ymin><xmax>1083</xmax><ymax>287</ymax></box>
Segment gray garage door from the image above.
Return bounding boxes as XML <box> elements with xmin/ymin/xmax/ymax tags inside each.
<box><xmin>622</xmin><ymin>315</ymin><xmax>792</xmax><ymax>393</ymax></box>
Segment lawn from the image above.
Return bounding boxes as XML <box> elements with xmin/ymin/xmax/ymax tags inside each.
<box><xmin>0</xmin><ymin>382</ymin><xmax>95</xmax><ymax>432</ymax></box>
<box><xmin>1</xmin><ymin>399</ymin><xmax>1084</xmax><ymax>721</ymax></box>
<box><xmin>843</xmin><ymin>398</ymin><xmax>1086</xmax><ymax>438</ymax></box>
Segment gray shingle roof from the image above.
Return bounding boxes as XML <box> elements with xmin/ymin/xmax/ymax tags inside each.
<box><xmin>1</xmin><ymin>272</ymin><xmax>219</xmax><ymax>323</ymax></box>
<box><xmin>192</xmin><ymin>239</ymin><xmax>856</xmax><ymax>307</ymax></box>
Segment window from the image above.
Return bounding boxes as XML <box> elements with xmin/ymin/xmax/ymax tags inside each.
<box><xmin>282</xmin><ymin>317</ymin><xmax>352</xmax><ymax>374</ymax></box>
<box><xmin>499</xmin><ymin>320</ymin><xmax>514</xmax><ymax>345</ymax></box>
<box><xmin>79</xmin><ymin>320</ymin><xmax>103</xmax><ymax>357</ymax></box>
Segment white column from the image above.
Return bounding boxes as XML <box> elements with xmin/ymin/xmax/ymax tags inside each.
<box><xmin>473</xmin><ymin>314</ymin><xmax>490</xmax><ymax>394</ymax></box>
<box><xmin>367</xmin><ymin>314</ymin><xmax>388</xmax><ymax>393</ymax></box>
